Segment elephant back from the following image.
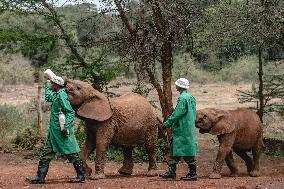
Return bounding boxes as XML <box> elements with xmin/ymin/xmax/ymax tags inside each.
<box><xmin>230</xmin><ymin>108</ymin><xmax>263</xmax><ymax>149</ymax></box>
<box><xmin>109</xmin><ymin>93</ymin><xmax>158</xmax><ymax>146</ymax></box>
<box><xmin>111</xmin><ymin>93</ymin><xmax>156</xmax><ymax>123</ymax></box>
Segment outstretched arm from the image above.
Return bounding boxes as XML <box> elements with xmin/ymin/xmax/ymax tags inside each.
<box><xmin>164</xmin><ymin>97</ymin><xmax>187</xmax><ymax>128</ymax></box>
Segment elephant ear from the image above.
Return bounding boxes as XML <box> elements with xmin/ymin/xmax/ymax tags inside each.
<box><xmin>209</xmin><ymin>111</ymin><xmax>235</xmax><ymax>135</ymax></box>
<box><xmin>77</xmin><ymin>90</ymin><xmax>113</xmax><ymax>121</ymax></box>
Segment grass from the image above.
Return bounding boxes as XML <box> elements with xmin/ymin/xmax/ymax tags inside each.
<box><xmin>0</xmin><ymin>53</ymin><xmax>34</xmax><ymax>85</ymax></box>
<box><xmin>172</xmin><ymin>54</ymin><xmax>284</xmax><ymax>84</ymax></box>
<box><xmin>264</xmin><ymin>132</ymin><xmax>284</xmax><ymax>141</ymax></box>
<box><xmin>0</xmin><ymin>102</ymin><xmax>50</xmax><ymax>151</ymax></box>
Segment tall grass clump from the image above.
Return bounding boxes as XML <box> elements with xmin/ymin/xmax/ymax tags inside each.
<box><xmin>172</xmin><ymin>53</ymin><xmax>216</xmax><ymax>84</ymax></box>
<box><xmin>0</xmin><ymin>54</ymin><xmax>34</xmax><ymax>85</ymax></box>
<box><xmin>217</xmin><ymin>56</ymin><xmax>258</xmax><ymax>84</ymax></box>
<box><xmin>0</xmin><ymin>102</ymin><xmax>49</xmax><ymax>150</ymax></box>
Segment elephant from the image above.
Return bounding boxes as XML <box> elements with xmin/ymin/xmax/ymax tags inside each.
<box><xmin>65</xmin><ymin>79</ymin><xmax>163</xmax><ymax>179</ymax></box>
<box><xmin>195</xmin><ymin>108</ymin><xmax>264</xmax><ymax>179</ymax></box>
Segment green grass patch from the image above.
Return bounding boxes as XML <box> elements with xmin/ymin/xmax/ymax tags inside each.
<box><xmin>263</xmin><ymin>150</ymin><xmax>284</xmax><ymax>157</ymax></box>
<box><xmin>0</xmin><ymin>102</ymin><xmax>49</xmax><ymax>151</ymax></box>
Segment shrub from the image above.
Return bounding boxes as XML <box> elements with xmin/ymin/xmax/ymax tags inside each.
<box><xmin>0</xmin><ymin>104</ymin><xmax>28</xmax><ymax>148</ymax></box>
<box><xmin>132</xmin><ymin>84</ymin><xmax>152</xmax><ymax>97</ymax></box>
<box><xmin>13</xmin><ymin>127</ymin><xmax>38</xmax><ymax>150</ymax></box>
<box><xmin>0</xmin><ymin>102</ymin><xmax>49</xmax><ymax>150</ymax></box>
<box><xmin>75</xmin><ymin>121</ymin><xmax>86</xmax><ymax>147</ymax></box>
<box><xmin>217</xmin><ymin>56</ymin><xmax>258</xmax><ymax>84</ymax></box>
<box><xmin>0</xmin><ymin>54</ymin><xmax>34</xmax><ymax>85</ymax></box>
<box><xmin>172</xmin><ymin>53</ymin><xmax>216</xmax><ymax>84</ymax></box>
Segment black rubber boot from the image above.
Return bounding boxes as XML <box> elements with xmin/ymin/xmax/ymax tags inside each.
<box><xmin>180</xmin><ymin>162</ymin><xmax>197</xmax><ymax>181</ymax></box>
<box><xmin>26</xmin><ymin>159</ymin><xmax>50</xmax><ymax>184</ymax></box>
<box><xmin>159</xmin><ymin>164</ymin><xmax>176</xmax><ymax>179</ymax></box>
<box><xmin>70</xmin><ymin>159</ymin><xmax>86</xmax><ymax>183</ymax></box>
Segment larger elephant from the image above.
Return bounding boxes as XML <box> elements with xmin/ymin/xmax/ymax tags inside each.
<box><xmin>196</xmin><ymin>108</ymin><xmax>263</xmax><ymax>179</ymax></box>
<box><xmin>65</xmin><ymin>79</ymin><xmax>162</xmax><ymax>179</ymax></box>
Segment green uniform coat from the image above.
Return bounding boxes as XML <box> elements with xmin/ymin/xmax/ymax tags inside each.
<box><xmin>165</xmin><ymin>90</ymin><xmax>199</xmax><ymax>156</ymax></box>
<box><xmin>45</xmin><ymin>83</ymin><xmax>80</xmax><ymax>155</ymax></box>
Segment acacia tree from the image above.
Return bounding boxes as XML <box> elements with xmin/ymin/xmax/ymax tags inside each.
<box><xmin>93</xmin><ymin>0</ymin><xmax>204</xmax><ymax>119</ymax></box>
<box><xmin>0</xmin><ymin>0</ymin><xmax>118</xmax><ymax>91</ymax></box>
<box><xmin>199</xmin><ymin>0</ymin><xmax>284</xmax><ymax>122</ymax></box>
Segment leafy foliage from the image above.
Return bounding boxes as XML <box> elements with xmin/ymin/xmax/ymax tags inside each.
<box><xmin>13</xmin><ymin>127</ymin><xmax>38</xmax><ymax>150</ymax></box>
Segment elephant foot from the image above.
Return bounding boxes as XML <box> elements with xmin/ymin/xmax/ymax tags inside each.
<box><xmin>85</xmin><ymin>166</ymin><xmax>92</xmax><ymax>177</ymax></box>
<box><xmin>229</xmin><ymin>172</ymin><xmax>238</xmax><ymax>177</ymax></box>
<box><xmin>249</xmin><ymin>170</ymin><xmax>260</xmax><ymax>177</ymax></box>
<box><xmin>93</xmin><ymin>173</ymin><xmax>106</xmax><ymax>180</ymax></box>
<box><xmin>209</xmin><ymin>172</ymin><xmax>222</xmax><ymax>179</ymax></box>
<box><xmin>146</xmin><ymin>169</ymin><xmax>158</xmax><ymax>177</ymax></box>
<box><xmin>118</xmin><ymin>166</ymin><xmax>133</xmax><ymax>175</ymax></box>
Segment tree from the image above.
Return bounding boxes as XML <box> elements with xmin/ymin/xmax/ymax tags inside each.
<box><xmin>197</xmin><ymin>0</ymin><xmax>284</xmax><ymax>122</ymax></box>
<box><xmin>0</xmin><ymin>0</ymin><xmax>118</xmax><ymax>91</ymax></box>
<box><xmin>91</xmin><ymin>0</ymin><xmax>205</xmax><ymax>119</ymax></box>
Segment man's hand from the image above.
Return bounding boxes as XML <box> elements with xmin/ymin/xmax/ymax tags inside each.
<box><xmin>61</xmin><ymin>128</ymin><xmax>69</xmax><ymax>137</ymax></box>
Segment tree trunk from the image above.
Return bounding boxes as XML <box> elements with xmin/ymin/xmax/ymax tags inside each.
<box><xmin>114</xmin><ymin>0</ymin><xmax>174</xmax><ymax>119</ymax></box>
<box><xmin>257</xmin><ymin>47</ymin><xmax>264</xmax><ymax>123</ymax></box>
<box><xmin>161</xmin><ymin>41</ymin><xmax>174</xmax><ymax>119</ymax></box>
<box><xmin>37</xmin><ymin>79</ymin><xmax>44</xmax><ymax>142</ymax></box>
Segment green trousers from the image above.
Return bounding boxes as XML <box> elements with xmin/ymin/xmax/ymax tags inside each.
<box><xmin>40</xmin><ymin>136</ymin><xmax>80</xmax><ymax>163</ymax></box>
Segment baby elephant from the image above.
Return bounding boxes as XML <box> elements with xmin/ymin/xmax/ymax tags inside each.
<box><xmin>196</xmin><ymin>108</ymin><xmax>263</xmax><ymax>179</ymax></box>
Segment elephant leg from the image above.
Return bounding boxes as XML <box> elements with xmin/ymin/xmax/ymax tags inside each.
<box><xmin>79</xmin><ymin>126</ymin><xmax>96</xmax><ymax>177</ymax></box>
<box><xmin>118</xmin><ymin>147</ymin><xmax>134</xmax><ymax>175</ymax></box>
<box><xmin>210</xmin><ymin>134</ymin><xmax>235</xmax><ymax>179</ymax></box>
<box><xmin>94</xmin><ymin>125</ymin><xmax>114</xmax><ymax>180</ymax></box>
<box><xmin>225</xmin><ymin>151</ymin><xmax>238</xmax><ymax>177</ymax></box>
<box><xmin>145</xmin><ymin>135</ymin><xmax>158</xmax><ymax>177</ymax></box>
<box><xmin>250</xmin><ymin>141</ymin><xmax>262</xmax><ymax>177</ymax></box>
<box><xmin>79</xmin><ymin>137</ymin><xmax>95</xmax><ymax>177</ymax></box>
<box><xmin>234</xmin><ymin>148</ymin><xmax>253</xmax><ymax>174</ymax></box>
<box><xmin>94</xmin><ymin>141</ymin><xmax>108</xmax><ymax>179</ymax></box>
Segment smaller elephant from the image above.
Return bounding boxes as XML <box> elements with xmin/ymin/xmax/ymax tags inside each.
<box><xmin>196</xmin><ymin>108</ymin><xmax>264</xmax><ymax>179</ymax></box>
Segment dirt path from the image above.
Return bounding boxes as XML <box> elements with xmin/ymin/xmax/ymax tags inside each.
<box><xmin>1</xmin><ymin>137</ymin><xmax>284</xmax><ymax>189</ymax></box>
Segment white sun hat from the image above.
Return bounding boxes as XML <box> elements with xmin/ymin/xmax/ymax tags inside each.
<box><xmin>175</xmin><ymin>78</ymin><xmax>189</xmax><ymax>89</ymax></box>
<box><xmin>51</xmin><ymin>76</ymin><xmax>65</xmax><ymax>86</ymax></box>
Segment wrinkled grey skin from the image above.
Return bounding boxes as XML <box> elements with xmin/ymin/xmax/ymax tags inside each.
<box><xmin>65</xmin><ymin>79</ymin><xmax>161</xmax><ymax>179</ymax></box>
<box><xmin>196</xmin><ymin>108</ymin><xmax>264</xmax><ymax>179</ymax></box>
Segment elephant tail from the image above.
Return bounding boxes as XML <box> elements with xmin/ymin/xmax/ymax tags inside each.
<box><xmin>157</xmin><ymin>117</ymin><xmax>164</xmax><ymax>139</ymax></box>
<box><xmin>157</xmin><ymin>117</ymin><xmax>170</xmax><ymax>146</ymax></box>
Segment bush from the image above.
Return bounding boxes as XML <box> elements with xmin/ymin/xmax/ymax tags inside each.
<box><xmin>132</xmin><ymin>84</ymin><xmax>152</xmax><ymax>97</ymax></box>
<box><xmin>0</xmin><ymin>54</ymin><xmax>34</xmax><ymax>85</ymax></box>
<box><xmin>13</xmin><ymin>127</ymin><xmax>38</xmax><ymax>150</ymax></box>
<box><xmin>75</xmin><ymin>121</ymin><xmax>86</xmax><ymax>147</ymax></box>
<box><xmin>0</xmin><ymin>104</ymin><xmax>29</xmax><ymax>148</ymax></box>
<box><xmin>172</xmin><ymin>53</ymin><xmax>216</xmax><ymax>84</ymax></box>
<box><xmin>217</xmin><ymin>56</ymin><xmax>258</xmax><ymax>84</ymax></box>
<box><xmin>172</xmin><ymin>54</ymin><xmax>281</xmax><ymax>84</ymax></box>
<box><xmin>0</xmin><ymin>102</ymin><xmax>49</xmax><ymax>150</ymax></box>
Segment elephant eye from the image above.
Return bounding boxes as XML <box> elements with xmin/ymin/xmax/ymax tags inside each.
<box><xmin>77</xmin><ymin>85</ymin><xmax>81</xmax><ymax>90</ymax></box>
<box><xmin>203</xmin><ymin>114</ymin><xmax>207</xmax><ymax>119</ymax></box>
